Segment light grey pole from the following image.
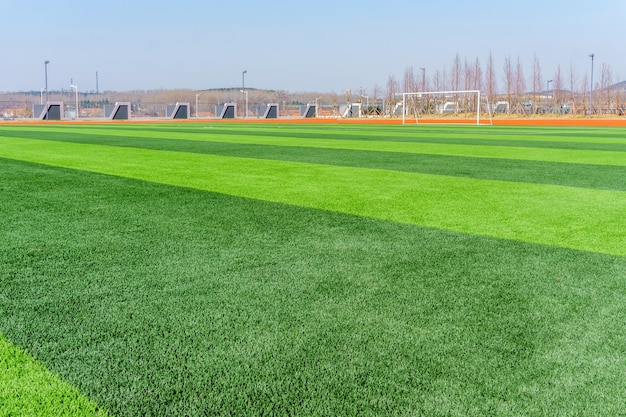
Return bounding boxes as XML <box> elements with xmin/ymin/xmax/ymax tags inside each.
<box><xmin>70</xmin><ymin>84</ymin><xmax>78</xmax><ymax>119</ymax></box>
<box><xmin>44</xmin><ymin>60</ymin><xmax>50</xmax><ymax>104</ymax></box>
<box><xmin>242</xmin><ymin>70</ymin><xmax>247</xmax><ymax>118</ymax></box>
<box><xmin>589</xmin><ymin>53</ymin><xmax>594</xmax><ymax>118</ymax></box>
<box><xmin>420</xmin><ymin>67</ymin><xmax>426</xmax><ymax>114</ymax></box>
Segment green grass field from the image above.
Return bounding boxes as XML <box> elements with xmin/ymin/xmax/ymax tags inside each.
<box><xmin>1</xmin><ymin>122</ymin><xmax>625</xmax><ymax>416</ymax></box>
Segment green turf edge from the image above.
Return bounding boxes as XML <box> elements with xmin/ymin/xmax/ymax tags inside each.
<box><xmin>0</xmin><ymin>333</ymin><xmax>110</xmax><ymax>417</ymax></box>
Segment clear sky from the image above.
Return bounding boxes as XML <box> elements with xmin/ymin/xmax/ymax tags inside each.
<box><xmin>1</xmin><ymin>0</ymin><xmax>624</xmax><ymax>93</ymax></box>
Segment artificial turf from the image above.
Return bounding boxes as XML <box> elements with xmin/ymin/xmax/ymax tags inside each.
<box><xmin>0</xmin><ymin>132</ymin><xmax>624</xmax><ymax>255</ymax></box>
<box><xmin>2</xmin><ymin>125</ymin><xmax>626</xmax><ymax>191</ymax></box>
<box><xmin>0</xmin><ymin>123</ymin><xmax>625</xmax><ymax>416</ymax></box>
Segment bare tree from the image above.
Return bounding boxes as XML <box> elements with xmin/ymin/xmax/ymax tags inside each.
<box><xmin>600</xmin><ymin>62</ymin><xmax>613</xmax><ymax>113</ymax></box>
<box><xmin>503</xmin><ymin>55</ymin><xmax>513</xmax><ymax>114</ymax></box>
<box><xmin>386</xmin><ymin>75</ymin><xmax>398</xmax><ymax>116</ymax></box>
<box><xmin>275</xmin><ymin>90</ymin><xmax>289</xmax><ymax>111</ymax></box>
<box><xmin>553</xmin><ymin>65</ymin><xmax>564</xmax><ymax>113</ymax></box>
<box><xmin>400</xmin><ymin>67</ymin><xmax>417</xmax><ymax>116</ymax></box>
<box><xmin>473</xmin><ymin>57</ymin><xmax>483</xmax><ymax>114</ymax></box>
<box><xmin>433</xmin><ymin>69</ymin><xmax>444</xmax><ymax>92</ymax></box>
<box><xmin>614</xmin><ymin>73</ymin><xmax>625</xmax><ymax>114</ymax></box>
<box><xmin>372</xmin><ymin>84</ymin><xmax>381</xmax><ymax>110</ymax></box>
<box><xmin>485</xmin><ymin>51</ymin><xmax>497</xmax><ymax>104</ymax></box>
<box><xmin>514</xmin><ymin>57</ymin><xmax>526</xmax><ymax>114</ymax></box>
<box><xmin>473</xmin><ymin>57</ymin><xmax>482</xmax><ymax>91</ymax></box>
<box><xmin>461</xmin><ymin>57</ymin><xmax>477</xmax><ymax>112</ymax></box>
<box><xmin>532</xmin><ymin>53</ymin><xmax>543</xmax><ymax>114</ymax></box>
<box><xmin>403</xmin><ymin>66</ymin><xmax>416</xmax><ymax>93</ymax></box>
<box><xmin>568</xmin><ymin>63</ymin><xmax>578</xmax><ymax>114</ymax></box>
<box><xmin>580</xmin><ymin>72</ymin><xmax>589</xmax><ymax>114</ymax></box>
<box><xmin>464</xmin><ymin>58</ymin><xmax>472</xmax><ymax>92</ymax></box>
<box><xmin>450</xmin><ymin>53</ymin><xmax>462</xmax><ymax>92</ymax></box>
<box><xmin>419</xmin><ymin>68</ymin><xmax>428</xmax><ymax>92</ymax></box>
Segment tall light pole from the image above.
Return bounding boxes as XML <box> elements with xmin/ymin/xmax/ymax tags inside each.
<box><xmin>420</xmin><ymin>67</ymin><xmax>426</xmax><ymax>114</ymax></box>
<box><xmin>546</xmin><ymin>79</ymin><xmax>553</xmax><ymax>112</ymax></box>
<box><xmin>589</xmin><ymin>53</ymin><xmax>594</xmax><ymax>118</ymax></box>
<box><xmin>44</xmin><ymin>60</ymin><xmax>50</xmax><ymax>104</ymax></box>
<box><xmin>240</xmin><ymin>90</ymin><xmax>248</xmax><ymax>118</ymax></box>
<box><xmin>70</xmin><ymin>84</ymin><xmax>79</xmax><ymax>119</ymax></box>
<box><xmin>195</xmin><ymin>92</ymin><xmax>202</xmax><ymax>118</ymax></box>
<box><xmin>242</xmin><ymin>70</ymin><xmax>247</xmax><ymax>118</ymax></box>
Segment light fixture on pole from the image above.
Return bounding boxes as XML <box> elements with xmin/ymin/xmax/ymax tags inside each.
<box><xmin>70</xmin><ymin>84</ymin><xmax>79</xmax><ymax>119</ymax></box>
<box><xmin>195</xmin><ymin>92</ymin><xmax>202</xmax><ymax>118</ymax></box>
<box><xmin>44</xmin><ymin>60</ymin><xmax>50</xmax><ymax>104</ymax></box>
<box><xmin>589</xmin><ymin>53</ymin><xmax>594</xmax><ymax>118</ymax></box>
<box><xmin>242</xmin><ymin>70</ymin><xmax>247</xmax><ymax>118</ymax></box>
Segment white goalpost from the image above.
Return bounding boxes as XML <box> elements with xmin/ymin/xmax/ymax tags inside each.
<box><xmin>402</xmin><ymin>90</ymin><xmax>493</xmax><ymax>125</ymax></box>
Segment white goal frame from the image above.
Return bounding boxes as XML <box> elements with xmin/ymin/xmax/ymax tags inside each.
<box><xmin>402</xmin><ymin>90</ymin><xmax>492</xmax><ymax>125</ymax></box>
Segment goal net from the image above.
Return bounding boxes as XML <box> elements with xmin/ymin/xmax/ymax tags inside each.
<box><xmin>402</xmin><ymin>90</ymin><xmax>492</xmax><ymax>125</ymax></box>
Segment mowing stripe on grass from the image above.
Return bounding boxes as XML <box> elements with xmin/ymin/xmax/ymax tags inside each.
<box><xmin>3</xmin><ymin>128</ymin><xmax>626</xmax><ymax>191</ymax></box>
<box><xmin>0</xmin><ymin>333</ymin><xmax>110</xmax><ymax>416</ymax></box>
<box><xmin>1</xmin><ymin>137</ymin><xmax>624</xmax><ymax>256</ymax></box>
<box><xmin>2</xmin><ymin>125</ymin><xmax>626</xmax><ymax>166</ymax></box>
<box><xmin>9</xmin><ymin>123</ymin><xmax>626</xmax><ymax>146</ymax></box>
<box><xmin>139</xmin><ymin>124</ymin><xmax>626</xmax><ymax>151</ymax></box>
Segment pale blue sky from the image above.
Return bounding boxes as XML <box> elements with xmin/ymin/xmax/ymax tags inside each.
<box><xmin>1</xmin><ymin>0</ymin><xmax>623</xmax><ymax>93</ymax></box>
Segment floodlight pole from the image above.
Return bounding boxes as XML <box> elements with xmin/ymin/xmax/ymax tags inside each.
<box><xmin>70</xmin><ymin>84</ymin><xmax>78</xmax><ymax>119</ymax></box>
<box><xmin>195</xmin><ymin>92</ymin><xmax>202</xmax><ymax>118</ymax></box>
<box><xmin>546</xmin><ymin>79</ymin><xmax>552</xmax><ymax>111</ymax></box>
<box><xmin>240</xmin><ymin>90</ymin><xmax>248</xmax><ymax>118</ymax></box>
<box><xmin>44</xmin><ymin>60</ymin><xmax>50</xmax><ymax>104</ymax></box>
<box><xmin>242</xmin><ymin>70</ymin><xmax>247</xmax><ymax>118</ymax></box>
<box><xmin>589</xmin><ymin>53</ymin><xmax>594</xmax><ymax>118</ymax></box>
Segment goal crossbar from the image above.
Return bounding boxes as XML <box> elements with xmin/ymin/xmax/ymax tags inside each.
<box><xmin>402</xmin><ymin>90</ymin><xmax>492</xmax><ymax>125</ymax></box>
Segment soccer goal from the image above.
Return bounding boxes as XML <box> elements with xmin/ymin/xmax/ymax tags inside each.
<box><xmin>402</xmin><ymin>90</ymin><xmax>492</xmax><ymax>125</ymax></box>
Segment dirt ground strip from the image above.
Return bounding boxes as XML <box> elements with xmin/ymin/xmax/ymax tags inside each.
<box><xmin>2</xmin><ymin>117</ymin><xmax>626</xmax><ymax>127</ymax></box>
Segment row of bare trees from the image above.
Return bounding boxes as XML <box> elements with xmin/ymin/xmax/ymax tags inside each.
<box><xmin>385</xmin><ymin>53</ymin><xmax>625</xmax><ymax>115</ymax></box>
